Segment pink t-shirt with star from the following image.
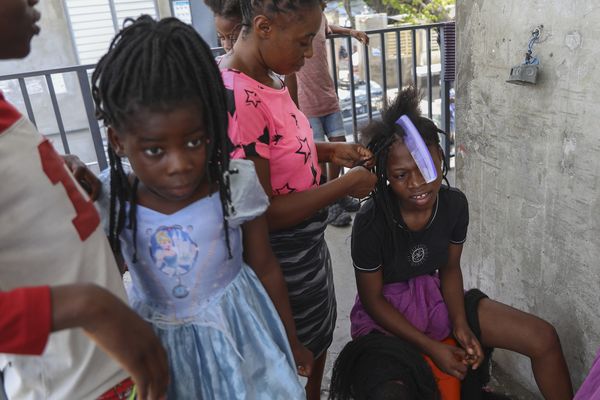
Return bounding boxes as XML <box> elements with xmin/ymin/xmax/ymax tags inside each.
<box><xmin>222</xmin><ymin>69</ymin><xmax>321</xmax><ymax>196</ymax></box>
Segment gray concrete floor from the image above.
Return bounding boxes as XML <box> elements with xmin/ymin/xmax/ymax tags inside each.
<box><xmin>320</xmin><ymin>223</ymin><xmax>355</xmax><ymax>399</ymax></box>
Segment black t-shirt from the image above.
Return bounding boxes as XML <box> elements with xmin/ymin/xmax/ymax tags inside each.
<box><xmin>351</xmin><ymin>186</ymin><xmax>469</xmax><ymax>284</ymax></box>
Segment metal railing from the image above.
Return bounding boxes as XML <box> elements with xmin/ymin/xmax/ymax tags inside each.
<box><xmin>327</xmin><ymin>22</ymin><xmax>455</xmax><ymax>165</ymax></box>
<box><xmin>0</xmin><ymin>22</ymin><xmax>455</xmax><ymax>169</ymax></box>
<box><xmin>0</xmin><ymin>64</ymin><xmax>108</xmax><ymax>170</ymax></box>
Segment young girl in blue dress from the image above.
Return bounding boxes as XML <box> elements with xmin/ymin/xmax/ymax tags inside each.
<box><xmin>220</xmin><ymin>1</ymin><xmax>377</xmax><ymax>397</ymax></box>
<box><xmin>92</xmin><ymin>16</ymin><xmax>312</xmax><ymax>399</ymax></box>
<box><xmin>330</xmin><ymin>87</ymin><xmax>573</xmax><ymax>400</ymax></box>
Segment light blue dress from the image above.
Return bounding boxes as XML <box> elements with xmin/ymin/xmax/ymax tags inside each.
<box><xmin>98</xmin><ymin>160</ymin><xmax>305</xmax><ymax>399</ymax></box>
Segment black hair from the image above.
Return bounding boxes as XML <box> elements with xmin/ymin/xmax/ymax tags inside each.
<box><xmin>92</xmin><ymin>15</ymin><xmax>233</xmax><ymax>269</ymax></box>
<box><xmin>328</xmin><ymin>333</ymin><xmax>439</xmax><ymax>400</ymax></box>
<box><xmin>204</xmin><ymin>0</ymin><xmax>242</xmax><ymax>20</ymax></box>
<box><xmin>239</xmin><ymin>0</ymin><xmax>321</xmax><ymax>28</ymax></box>
<box><xmin>359</xmin><ymin>86</ymin><xmax>449</xmax><ymax>243</ymax></box>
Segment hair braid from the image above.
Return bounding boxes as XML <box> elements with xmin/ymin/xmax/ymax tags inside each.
<box><xmin>92</xmin><ymin>15</ymin><xmax>235</xmax><ymax>268</ymax></box>
<box><xmin>357</xmin><ymin>87</ymin><xmax>450</xmax><ymax>253</ymax></box>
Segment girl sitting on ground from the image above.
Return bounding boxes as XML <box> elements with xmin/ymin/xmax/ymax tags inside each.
<box><xmin>330</xmin><ymin>87</ymin><xmax>573</xmax><ymax>400</ymax></box>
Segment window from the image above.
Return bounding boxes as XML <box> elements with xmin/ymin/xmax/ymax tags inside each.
<box><xmin>64</xmin><ymin>0</ymin><xmax>158</xmax><ymax>65</ymax></box>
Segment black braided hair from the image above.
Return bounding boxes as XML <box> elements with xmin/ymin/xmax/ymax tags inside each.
<box><xmin>328</xmin><ymin>334</ymin><xmax>439</xmax><ymax>400</ymax></box>
<box><xmin>204</xmin><ymin>0</ymin><xmax>241</xmax><ymax>20</ymax></box>
<box><xmin>359</xmin><ymin>86</ymin><xmax>450</xmax><ymax>246</ymax></box>
<box><xmin>239</xmin><ymin>0</ymin><xmax>320</xmax><ymax>28</ymax></box>
<box><xmin>92</xmin><ymin>15</ymin><xmax>234</xmax><ymax>267</ymax></box>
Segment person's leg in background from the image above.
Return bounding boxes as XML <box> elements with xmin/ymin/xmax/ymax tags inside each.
<box><xmin>322</xmin><ymin>111</ymin><xmax>361</xmax><ymax>214</ymax></box>
<box><xmin>322</xmin><ymin>112</ymin><xmax>345</xmax><ymax>182</ymax></box>
<box><xmin>308</xmin><ymin>114</ymin><xmax>352</xmax><ymax>227</ymax></box>
<box><xmin>308</xmin><ymin>115</ymin><xmax>328</xmax><ymax>183</ymax></box>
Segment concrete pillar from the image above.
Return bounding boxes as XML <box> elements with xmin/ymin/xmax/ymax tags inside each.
<box><xmin>457</xmin><ymin>0</ymin><xmax>600</xmax><ymax>392</ymax></box>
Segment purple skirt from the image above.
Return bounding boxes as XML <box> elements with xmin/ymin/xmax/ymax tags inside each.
<box><xmin>575</xmin><ymin>348</ymin><xmax>600</xmax><ymax>400</ymax></box>
<box><xmin>350</xmin><ymin>274</ymin><xmax>452</xmax><ymax>341</ymax></box>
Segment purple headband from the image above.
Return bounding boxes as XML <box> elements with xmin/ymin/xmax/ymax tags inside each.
<box><xmin>395</xmin><ymin>115</ymin><xmax>438</xmax><ymax>183</ymax></box>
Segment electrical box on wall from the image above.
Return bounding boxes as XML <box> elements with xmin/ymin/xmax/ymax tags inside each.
<box><xmin>507</xmin><ymin>64</ymin><xmax>539</xmax><ymax>85</ymax></box>
<box><xmin>507</xmin><ymin>25</ymin><xmax>543</xmax><ymax>86</ymax></box>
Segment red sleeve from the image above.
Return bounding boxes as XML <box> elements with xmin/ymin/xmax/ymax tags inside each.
<box><xmin>0</xmin><ymin>286</ymin><xmax>52</xmax><ymax>355</ymax></box>
<box><xmin>0</xmin><ymin>92</ymin><xmax>23</xmax><ymax>135</ymax></box>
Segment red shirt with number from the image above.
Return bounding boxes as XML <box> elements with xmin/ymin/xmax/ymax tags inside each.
<box><xmin>0</xmin><ymin>93</ymin><xmax>128</xmax><ymax>399</ymax></box>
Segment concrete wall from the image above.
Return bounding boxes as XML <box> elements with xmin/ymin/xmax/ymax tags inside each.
<box><xmin>456</xmin><ymin>0</ymin><xmax>600</xmax><ymax>394</ymax></box>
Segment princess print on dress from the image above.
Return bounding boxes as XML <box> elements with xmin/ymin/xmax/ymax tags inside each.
<box><xmin>149</xmin><ymin>225</ymin><xmax>199</xmax><ymax>298</ymax></box>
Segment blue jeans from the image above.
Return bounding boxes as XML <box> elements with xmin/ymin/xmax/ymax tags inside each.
<box><xmin>308</xmin><ymin>111</ymin><xmax>346</xmax><ymax>141</ymax></box>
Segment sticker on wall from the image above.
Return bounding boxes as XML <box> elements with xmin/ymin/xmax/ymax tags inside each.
<box><xmin>172</xmin><ymin>1</ymin><xmax>192</xmax><ymax>25</ymax></box>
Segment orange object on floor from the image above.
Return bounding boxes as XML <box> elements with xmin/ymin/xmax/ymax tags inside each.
<box><xmin>422</xmin><ymin>337</ymin><xmax>461</xmax><ymax>400</ymax></box>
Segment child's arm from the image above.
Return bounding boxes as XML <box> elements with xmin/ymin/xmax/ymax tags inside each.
<box><xmin>356</xmin><ymin>269</ymin><xmax>469</xmax><ymax>380</ymax></box>
<box><xmin>1</xmin><ymin>284</ymin><xmax>168</xmax><ymax>399</ymax></box>
<box><xmin>62</xmin><ymin>154</ymin><xmax>101</xmax><ymax>200</ymax></box>
<box><xmin>242</xmin><ymin>215</ymin><xmax>314</xmax><ymax>377</ymax></box>
<box><xmin>250</xmin><ymin>156</ymin><xmax>376</xmax><ymax>231</ymax></box>
<box><xmin>315</xmin><ymin>141</ymin><xmax>374</xmax><ymax>167</ymax></box>
<box><xmin>439</xmin><ymin>243</ymin><xmax>484</xmax><ymax>369</ymax></box>
<box><xmin>51</xmin><ymin>284</ymin><xmax>169</xmax><ymax>400</ymax></box>
<box><xmin>328</xmin><ymin>25</ymin><xmax>370</xmax><ymax>45</ymax></box>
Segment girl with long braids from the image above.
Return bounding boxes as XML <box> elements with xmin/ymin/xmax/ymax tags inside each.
<box><xmin>204</xmin><ymin>0</ymin><xmax>242</xmax><ymax>53</ymax></box>
<box><xmin>330</xmin><ymin>87</ymin><xmax>573</xmax><ymax>400</ymax></box>
<box><xmin>219</xmin><ymin>0</ymin><xmax>378</xmax><ymax>397</ymax></box>
<box><xmin>93</xmin><ymin>16</ymin><xmax>311</xmax><ymax>398</ymax></box>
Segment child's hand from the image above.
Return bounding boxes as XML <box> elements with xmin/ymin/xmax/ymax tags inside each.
<box><xmin>351</xmin><ymin>29</ymin><xmax>370</xmax><ymax>45</ymax></box>
<box><xmin>62</xmin><ymin>154</ymin><xmax>101</xmax><ymax>200</ymax></box>
<box><xmin>291</xmin><ymin>341</ymin><xmax>314</xmax><ymax>377</ymax></box>
<box><xmin>344</xmin><ymin>166</ymin><xmax>377</xmax><ymax>199</ymax></box>
<box><xmin>81</xmin><ymin>287</ymin><xmax>170</xmax><ymax>400</ymax></box>
<box><xmin>429</xmin><ymin>341</ymin><xmax>468</xmax><ymax>380</ymax></box>
<box><xmin>330</xmin><ymin>143</ymin><xmax>373</xmax><ymax>168</ymax></box>
<box><xmin>453</xmin><ymin>323</ymin><xmax>484</xmax><ymax>370</ymax></box>
<box><xmin>51</xmin><ymin>284</ymin><xmax>169</xmax><ymax>400</ymax></box>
